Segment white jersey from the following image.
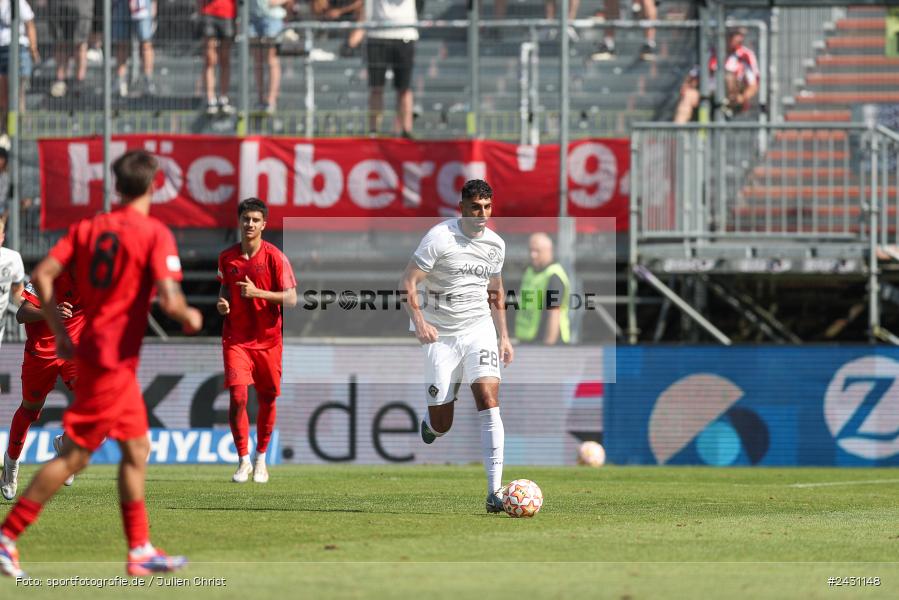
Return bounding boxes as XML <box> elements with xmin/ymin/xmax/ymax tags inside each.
<box><xmin>367</xmin><ymin>0</ymin><xmax>419</xmax><ymax>41</ymax></box>
<box><xmin>412</xmin><ymin>219</ymin><xmax>505</xmax><ymax>335</ymax></box>
<box><xmin>0</xmin><ymin>246</ymin><xmax>25</xmax><ymax>341</ymax></box>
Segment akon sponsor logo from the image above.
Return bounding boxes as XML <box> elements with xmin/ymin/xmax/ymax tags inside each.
<box><xmin>454</xmin><ymin>264</ymin><xmax>493</xmax><ymax>279</ymax></box>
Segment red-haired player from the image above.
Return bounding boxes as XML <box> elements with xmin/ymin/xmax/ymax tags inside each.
<box><xmin>217</xmin><ymin>197</ymin><xmax>296</xmax><ymax>484</ymax></box>
<box><xmin>1</xmin><ymin>272</ymin><xmax>85</xmax><ymax>500</ymax></box>
<box><xmin>0</xmin><ymin>150</ymin><xmax>203</xmax><ymax>578</ymax></box>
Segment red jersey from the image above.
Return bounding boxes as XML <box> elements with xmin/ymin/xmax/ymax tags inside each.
<box><xmin>218</xmin><ymin>240</ymin><xmax>296</xmax><ymax>349</ymax></box>
<box><xmin>22</xmin><ymin>270</ymin><xmax>87</xmax><ymax>360</ymax></box>
<box><xmin>201</xmin><ymin>0</ymin><xmax>236</xmax><ymax>19</ymax></box>
<box><xmin>48</xmin><ymin>205</ymin><xmax>184</xmax><ymax>370</ymax></box>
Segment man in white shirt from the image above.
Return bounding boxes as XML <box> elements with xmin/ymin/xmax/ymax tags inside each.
<box><xmin>365</xmin><ymin>0</ymin><xmax>417</xmax><ymax>137</ymax></box>
<box><xmin>0</xmin><ymin>218</ymin><xmax>25</xmax><ymax>347</ymax></box>
<box><xmin>401</xmin><ymin>179</ymin><xmax>514</xmax><ymax>513</ymax></box>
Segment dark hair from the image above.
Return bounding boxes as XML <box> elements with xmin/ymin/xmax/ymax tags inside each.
<box><xmin>0</xmin><ymin>147</ymin><xmax>8</xmax><ymax>162</ymax></box>
<box><xmin>112</xmin><ymin>150</ymin><xmax>158</xmax><ymax>199</ymax></box>
<box><xmin>238</xmin><ymin>197</ymin><xmax>268</xmax><ymax>220</ymax></box>
<box><xmin>460</xmin><ymin>179</ymin><xmax>493</xmax><ymax>202</ymax></box>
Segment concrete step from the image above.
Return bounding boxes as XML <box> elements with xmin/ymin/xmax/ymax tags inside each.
<box><xmin>784</xmin><ymin>110</ymin><xmax>852</xmax><ymax>122</ymax></box>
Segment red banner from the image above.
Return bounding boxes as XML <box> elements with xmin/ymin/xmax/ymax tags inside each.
<box><xmin>39</xmin><ymin>135</ymin><xmax>629</xmax><ymax>231</ymax></box>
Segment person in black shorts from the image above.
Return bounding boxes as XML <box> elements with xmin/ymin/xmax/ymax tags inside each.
<box><xmin>199</xmin><ymin>0</ymin><xmax>237</xmax><ymax>116</ymax></box>
<box><xmin>49</xmin><ymin>0</ymin><xmax>93</xmax><ymax>97</ymax></box>
<box><xmin>365</xmin><ymin>0</ymin><xmax>418</xmax><ymax>138</ymax></box>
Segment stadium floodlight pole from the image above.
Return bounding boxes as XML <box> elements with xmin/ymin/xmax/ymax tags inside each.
<box><xmin>714</xmin><ymin>1</ymin><xmax>726</xmax><ymax>124</ymax></box>
<box><xmin>103</xmin><ymin>0</ymin><xmax>112</xmax><ymax>212</ymax></box>
<box><xmin>9</xmin><ymin>0</ymin><xmax>20</xmax><ymax>250</ymax></box>
<box><xmin>238</xmin><ymin>0</ymin><xmax>249</xmax><ymax>137</ymax></box>
<box><xmin>697</xmin><ymin>5</ymin><xmax>710</xmax><ymax>123</ymax></box>
<box><xmin>467</xmin><ymin>0</ymin><xmax>480</xmax><ymax>138</ymax></box>
<box><xmin>557</xmin><ymin>0</ymin><xmax>574</xmax><ymax>276</ymax></box>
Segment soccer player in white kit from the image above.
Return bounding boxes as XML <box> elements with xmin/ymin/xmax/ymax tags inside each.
<box><xmin>401</xmin><ymin>179</ymin><xmax>514</xmax><ymax>513</ymax></box>
<box><xmin>0</xmin><ymin>220</ymin><xmax>25</xmax><ymax>347</ymax></box>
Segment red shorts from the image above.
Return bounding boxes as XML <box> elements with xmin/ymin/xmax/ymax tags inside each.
<box><xmin>21</xmin><ymin>353</ymin><xmax>78</xmax><ymax>403</ymax></box>
<box><xmin>63</xmin><ymin>358</ymin><xmax>148</xmax><ymax>452</ymax></box>
<box><xmin>223</xmin><ymin>343</ymin><xmax>282</xmax><ymax>396</ymax></box>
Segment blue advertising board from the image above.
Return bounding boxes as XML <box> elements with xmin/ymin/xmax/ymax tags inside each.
<box><xmin>0</xmin><ymin>429</ymin><xmax>279</xmax><ymax>465</ymax></box>
<box><xmin>606</xmin><ymin>347</ymin><xmax>899</xmax><ymax>466</ymax></box>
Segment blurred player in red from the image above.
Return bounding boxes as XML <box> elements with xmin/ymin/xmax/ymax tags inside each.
<box><xmin>217</xmin><ymin>198</ymin><xmax>296</xmax><ymax>484</ymax></box>
<box><xmin>0</xmin><ymin>150</ymin><xmax>203</xmax><ymax>579</ymax></box>
<box><xmin>0</xmin><ymin>272</ymin><xmax>85</xmax><ymax>500</ymax></box>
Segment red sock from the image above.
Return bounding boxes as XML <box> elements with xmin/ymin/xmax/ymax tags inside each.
<box><xmin>256</xmin><ymin>394</ymin><xmax>277</xmax><ymax>454</ymax></box>
<box><xmin>7</xmin><ymin>406</ymin><xmax>42</xmax><ymax>461</ymax></box>
<box><xmin>229</xmin><ymin>386</ymin><xmax>249</xmax><ymax>457</ymax></box>
<box><xmin>120</xmin><ymin>500</ymin><xmax>149</xmax><ymax>550</ymax></box>
<box><xmin>1</xmin><ymin>498</ymin><xmax>43</xmax><ymax>541</ymax></box>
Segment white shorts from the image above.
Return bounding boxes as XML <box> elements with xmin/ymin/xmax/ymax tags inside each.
<box><xmin>422</xmin><ymin>322</ymin><xmax>501</xmax><ymax>406</ymax></box>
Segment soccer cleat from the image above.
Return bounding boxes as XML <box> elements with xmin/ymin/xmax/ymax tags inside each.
<box><xmin>1</xmin><ymin>453</ymin><xmax>19</xmax><ymax>500</ymax></box>
<box><xmin>252</xmin><ymin>455</ymin><xmax>269</xmax><ymax>484</ymax></box>
<box><xmin>126</xmin><ymin>546</ymin><xmax>187</xmax><ymax>577</ymax></box>
<box><xmin>231</xmin><ymin>460</ymin><xmax>253</xmax><ymax>483</ymax></box>
<box><xmin>486</xmin><ymin>491</ymin><xmax>504</xmax><ymax>514</ymax></box>
<box><xmin>53</xmin><ymin>436</ymin><xmax>74</xmax><ymax>487</ymax></box>
<box><xmin>590</xmin><ymin>41</ymin><xmax>617</xmax><ymax>61</ymax></box>
<box><xmin>0</xmin><ymin>534</ymin><xmax>24</xmax><ymax>578</ymax></box>
<box><xmin>420</xmin><ymin>420</ymin><xmax>437</xmax><ymax>445</ymax></box>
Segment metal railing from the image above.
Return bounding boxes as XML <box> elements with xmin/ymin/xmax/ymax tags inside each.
<box><xmin>627</xmin><ymin>120</ymin><xmax>899</xmax><ymax>343</ymax></box>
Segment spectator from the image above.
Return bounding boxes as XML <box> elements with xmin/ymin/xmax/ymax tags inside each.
<box><xmin>545</xmin><ymin>0</ymin><xmax>580</xmax><ymax>40</ymax></box>
<box><xmin>49</xmin><ymin>0</ymin><xmax>92</xmax><ymax>97</ymax></box>
<box><xmin>0</xmin><ymin>0</ymin><xmax>39</xmax><ymax>141</ymax></box>
<box><xmin>199</xmin><ymin>0</ymin><xmax>236</xmax><ymax>116</ymax></box>
<box><xmin>365</xmin><ymin>0</ymin><xmax>417</xmax><ymax>138</ymax></box>
<box><xmin>515</xmin><ymin>233</ymin><xmax>571</xmax><ymax>345</ymax></box>
<box><xmin>313</xmin><ymin>0</ymin><xmax>363</xmax><ymax>55</ymax></box>
<box><xmin>249</xmin><ymin>0</ymin><xmax>289</xmax><ymax>115</ymax></box>
<box><xmin>674</xmin><ymin>27</ymin><xmax>759</xmax><ymax>123</ymax></box>
<box><xmin>113</xmin><ymin>0</ymin><xmax>156</xmax><ymax>98</ymax></box>
<box><xmin>591</xmin><ymin>0</ymin><xmax>657</xmax><ymax>62</ymax></box>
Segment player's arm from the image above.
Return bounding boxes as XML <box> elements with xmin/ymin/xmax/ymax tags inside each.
<box><xmin>16</xmin><ymin>297</ymin><xmax>43</xmax><ymax>323</ymax></box>
<box><xmin>488</xmin><ymin>274</ymin><xmax>514</xmax><ymax>366</ymax></box>
<box><xmin>31</xmin><ymin>255</ymin><xmax>71</xmax><ymax>356</ymax></box>
<box><xmin>217</xmin><ymin>282</ymin><xmax>231</xmax><ymax>315</ymax></box>
<box><xmin>157</xmin><ymin>278</ymin><xmax>203</xmax><ymax>334</ymax></box>
<box><xmin>542</xmin><ymin>273</ymin><xmax>564</xmax><ymax>346</ymax></box>
<box><xmin>235</xmin><ymin>276</ymin><xmax>297</xmax><ymax>307</ymax></box>
<box><xmin>401</xmin><ymin>262</ymin><xmax>438</xmax><ymax>344</ymax></box>
<box><xmin>10</xmin><ymin>282</ymin><xmax>23</xmax><ymax>307</ymax></box>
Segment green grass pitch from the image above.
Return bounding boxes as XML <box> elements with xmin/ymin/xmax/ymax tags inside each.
<box><xmin>1</xmin><ymin>465</ymin><xmax>898</xmax><ymax>599</ymax></box>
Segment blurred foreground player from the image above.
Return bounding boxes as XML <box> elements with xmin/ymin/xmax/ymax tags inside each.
<box><xmin>401</xmin><ymin>179</ymin><xmax>514</xmax><ymax>513</ymax></box>
<box><xmin>217</xmin><ymin>198</ymin><xmax>296</xmax><ymax>484</ymax></box>
<box><xmin>1</xmin><ymin>272</ymin><xmax>85</xmax><ymax>500</ymax></box>
<box><xmin>0</xmin><ymin>150</ymin><xmax>203</xmax><ymax>578</ymax></box>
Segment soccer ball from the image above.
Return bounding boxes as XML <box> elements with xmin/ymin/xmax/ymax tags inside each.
<box><xmin>577</xmin><ymin>441</ymin><xmax>606</xmax><ymax>467</ymax></box>
<box><xmin>501</xmin><ymin>479</ymin><xmax>543</xmax><ymax>518</ymax></box>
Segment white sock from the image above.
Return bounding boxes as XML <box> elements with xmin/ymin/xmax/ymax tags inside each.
<box><xmin>425</xmin><ymin>413</ymin><xmax>448</xmax><ymax>437</ymax></box>
<box><xmin>239</xmin><ymin>454</ymin><xmax>250</xmax><ymax>464</ymax></box>
<box><xmin>604</xmin><ymin>36</ymin><xmax>615</xmax><ymax>48</ymax></box>
<box><xmin>129</xmin><ymin>542</ymin><xmax>154</xmax><ymax>556</ymax></box>
<box><xmin>255</xmin><ymin>452</ymin><xmax>266</xmax><ymax>464</ymax></box>
<box><xmin>478</xmin><ymin>407</ymin><xmax>504</xmax><ymax>494</ymax></box>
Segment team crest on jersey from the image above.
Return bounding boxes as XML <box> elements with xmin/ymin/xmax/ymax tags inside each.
<box><xmin>1</xmin><ymin>267</ymin><xmax>8</xmax><ymax>277</ymax></box>
<box><xmin>229</xmin><ymin>266</ymin><xmax>239</xmax><ymax>275</ymax></box>
<box><xmin>428</xmin><ymin>385</ymin><xmax>439</xmax><ymax>398</ymax></box>
<box><xmin>488</xmin><ymin>248</ymin><xmax>502</xmax><ymax>264</ymax></box>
